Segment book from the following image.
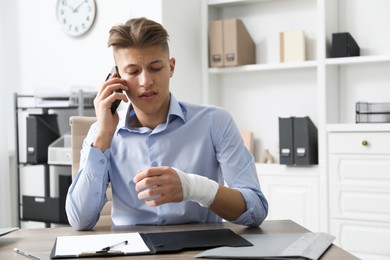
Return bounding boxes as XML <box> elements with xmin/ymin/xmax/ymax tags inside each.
<box><xmin>356</xmin><ymin>113</ymin><xmax>390</xmax><ymax>123</ymax></box>
<box><xmin>280</xmin><ymin>30</ymin><xmax>306</xmax><ymax>62</ymax></box>
<box><xmin>356</xmin><ymin>101</ymin><xmax>390</xmax><ymax>114</ymax></box>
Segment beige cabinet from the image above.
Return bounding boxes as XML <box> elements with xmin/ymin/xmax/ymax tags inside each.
<box><xmin>328</xmin><ymin>125</ymin><xmax>390</xmax><ymax>260</ymax></box>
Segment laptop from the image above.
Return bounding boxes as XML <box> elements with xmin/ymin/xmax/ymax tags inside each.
<box><xmin>0</xmin><ymin>227</ymin><xmax>18</xmax><ymax>237</ymax></box>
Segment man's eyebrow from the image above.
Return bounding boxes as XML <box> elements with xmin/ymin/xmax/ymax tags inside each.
<box><xmin>123</xmin><ymin>60</ymin><xmax>164</xmax><ymax>68</ymax></box>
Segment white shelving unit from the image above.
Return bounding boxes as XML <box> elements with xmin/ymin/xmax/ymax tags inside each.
<box><xmin>201</xmin><ymin>0</ymin><xmax>390</xmax><ymax>258</ymax></box>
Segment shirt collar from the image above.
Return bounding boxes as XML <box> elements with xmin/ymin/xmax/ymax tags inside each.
<box><xmin>119</xmin><ymin>94</ymin><xmax>186</xmax><ymax>133</ymax></box>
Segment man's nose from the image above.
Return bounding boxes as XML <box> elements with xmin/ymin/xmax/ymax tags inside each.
<box><xmin>138</xmin><ymin>70</ymin><xmax>153</xmax><ymax>87</ymax></box>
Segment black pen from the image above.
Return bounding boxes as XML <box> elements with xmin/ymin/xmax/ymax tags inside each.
<box><xmin>100</xmin><ymin>240</ymin><xmax>128</xmax><ymax>252</ymax></box>
<box><xmin>14</xmin><ymin>248</ymin><xmax>42</xmax><ymax>260</ymax></box>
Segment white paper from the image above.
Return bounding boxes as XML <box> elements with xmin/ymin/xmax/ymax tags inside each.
<box><xmin>55</xmin><ymin>232</ymin><xmax>151</xmax><ymax>256</ymax></box>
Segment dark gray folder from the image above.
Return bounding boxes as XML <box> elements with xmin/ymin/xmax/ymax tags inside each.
<box><xmin>293</xmin><ymin>117</ymin><xmax>318</xmax><ymax>165</ymax></box>
<box><xmin>279</xmin><ymin>117</ymin><xmax>294</xmax><ymax>165</ymax></box>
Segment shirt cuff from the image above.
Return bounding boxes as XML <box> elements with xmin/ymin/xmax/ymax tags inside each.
<box><xmin>231</xmin><ymin>188</ymin><xmax>267</xmax><ymax>227</ymax></box>
<box><xmin>83</xmin><ymin>145</ymin><xmax>110</xmax><ymax>181</ymax></box>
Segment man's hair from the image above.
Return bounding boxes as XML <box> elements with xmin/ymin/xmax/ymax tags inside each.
<box><xmin>108</xmin><ymin>17</ymin><xmax>169</xmax><ymax>53</ymax></box>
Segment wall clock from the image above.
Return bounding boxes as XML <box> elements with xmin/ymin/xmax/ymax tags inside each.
<box><xmin>56</xmin><ymin>0</ymin><xmax>96</xmax><ymax>37</ymax></box>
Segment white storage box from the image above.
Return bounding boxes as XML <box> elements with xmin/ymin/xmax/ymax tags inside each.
<box><xmin>48</xmin><ymin>134</ymin><xmax>71</xmax><ymax>165</ymax></box>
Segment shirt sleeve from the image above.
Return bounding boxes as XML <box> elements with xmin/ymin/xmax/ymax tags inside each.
<box><xmin>65</xmin><ymin>123</ymin><xmax>111</xmax><ymax>230</ymax></box>
<box><xmin>211</xmin><ymin>108</ymin><xmax>269</xmax><ymax>227</ymax></box>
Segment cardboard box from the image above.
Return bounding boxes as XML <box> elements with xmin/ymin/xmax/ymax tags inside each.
<box><xmin>209</xmin><ymin>19</ymin><xmax>256</xmax><ymax>67</ymax></box>
<box><xmin>209</xmin><ymin>20</ymin><xmax>224</xmax><ymax>67</ymax></box>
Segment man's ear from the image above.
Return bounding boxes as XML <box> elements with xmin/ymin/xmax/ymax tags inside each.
<box><xmin>169</xmin><ymin>58</ymin><xmax>176</xmax><ymax>77</ymax></box>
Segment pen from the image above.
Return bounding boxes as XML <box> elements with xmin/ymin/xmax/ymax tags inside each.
<box><xmin>14</xmin><ymin>248</ymin><xmax>42</xmax><ymax>260</ymax></box>
<box><xmin>100</xmin><ymin>240</ymin><xmax>128</xmax><ymax>252</ymax></box>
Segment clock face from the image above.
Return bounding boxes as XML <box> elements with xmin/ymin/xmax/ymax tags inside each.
<box><xmin>57</xmin><ymin>0</ymin><xmax>96</xmax><ymax>37</ymax></box>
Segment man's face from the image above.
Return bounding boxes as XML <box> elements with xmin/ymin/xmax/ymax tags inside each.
<box><xmin>114</xmin><ymin>46</ymin><xmax>175</xmax><ymax>119</ymax></box>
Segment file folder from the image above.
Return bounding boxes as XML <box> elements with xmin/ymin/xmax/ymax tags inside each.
<box><xmin>279</xmin><ymin>116</ymin><xmax>318</xmax><ymax>165</ymax></box>
<box><xmin>293</xmin><ymin>116</ymin><xmax>318</xmax><ymax>165</ymax></box>
<box><xmin>195</xmin><ymin>232</ymin><xmax>335</xmax><ymax>260</ymax></box>
<box><xmin>26</xmin><ymin>114</ymin><xmax>60</xmax><ymax>164</ymax></box>
<box><xmin>209</xmin><ymin>20</ymin><xmax>224</xmax><ymax>67</ymax></box>
<box><xmin>223</xmin><ymin>19</ymin><xmax>255</xmax><ymax>67</ymax></box>
<box><xmin>50</xmin><ymin>228</ymin><xmax>252</xmax><ymax>258</ymax></box>
<box><xmin>279</xmin><ymin>117</ymin><xmax>294</xmax><ymax>165</ymax></box>
<box><xmin>209</xmin><ymin>19</ymin><xmax>255</xmax><ymax>67</ymax></box>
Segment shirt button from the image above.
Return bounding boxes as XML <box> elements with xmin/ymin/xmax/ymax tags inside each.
<box><xmin>151</xmin><ymin>162</ymin><xmax>158</xmax><ymax>167</ymax></box>
<box><xmin>94</xmin><ymin>192</ymin><xmax>99</xmax><ymax>197</ymax></box>
<box><xmin>99</xmin><ymin>159</ymin><xmax>105</xmax><ymax>164</ymax></box>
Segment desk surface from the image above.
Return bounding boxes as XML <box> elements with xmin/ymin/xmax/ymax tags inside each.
<box><xmin>0</xmin><ymin>220</ymin><xmax>358</xmax><ymax>260</ymax></box>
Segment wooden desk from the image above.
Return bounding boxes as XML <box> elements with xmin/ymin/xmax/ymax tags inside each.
<box><xmin>0</xmin><ymin>220</ymin><xmax>358</xmax><ymax>259</ymax></box>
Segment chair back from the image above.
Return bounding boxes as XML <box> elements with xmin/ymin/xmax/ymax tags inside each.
<box><xmin>69</xmin><ymin>116</ymin><xmax>113</xmax><ymax>226</ymax></box>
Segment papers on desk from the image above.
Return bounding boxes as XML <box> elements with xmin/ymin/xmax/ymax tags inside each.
<box><xmin>51</xmin><ymin>233</ymin><xmax>151</xmax><ymax>258</ymax></box>
<box><xmin>0</xmin><ymin>227</ymin><xmax>18</xmax><ymax>237</ymax></box>
<box><xmin>195</xmin><ymin>232</ymin><xmax>335</xmax><ymax>260</ymax></box>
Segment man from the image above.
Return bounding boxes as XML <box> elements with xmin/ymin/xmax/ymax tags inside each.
<box><xmin>66</xmin><ymin>17</ymin><xmax>268</xmax><ymax>230</ymax></box>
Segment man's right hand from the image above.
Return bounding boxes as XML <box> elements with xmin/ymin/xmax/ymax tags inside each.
<box><xmin>92</xmin><ymin>73</ymin><xmax>128</xmax><ymax>152</ymax></box>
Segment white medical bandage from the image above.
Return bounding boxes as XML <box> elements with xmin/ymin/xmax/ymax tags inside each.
<box><xmin>174</xmin><ymin>168</ymin><xmax>219</xmax><ymax>208</ymax></box>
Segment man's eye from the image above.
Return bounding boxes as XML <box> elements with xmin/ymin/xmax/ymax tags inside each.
<box><xmin>150</xmin><ymin>66</ymin><xmax>162</xmax><ymax>72</ymax></box>
<box><xmin>127</xmin><ymin>70</ymin><xmax>139</xmax><ymax>75</ymax></box>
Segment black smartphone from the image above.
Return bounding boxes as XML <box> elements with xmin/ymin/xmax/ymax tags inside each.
<box><xmin>105</xmin><ymin>66</ymin><xmax>122</xmax><ymax>114</ymax></box>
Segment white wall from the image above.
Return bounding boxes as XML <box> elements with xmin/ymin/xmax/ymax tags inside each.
<box><xmin>1</xmin><ymin>0</ymin><xmax>202</xmax><ymax>227</ymax></box>
<box><xmin>0</xmin><ymin>0</ymin><xmax>20</xmax><ymax>228</ymax></box>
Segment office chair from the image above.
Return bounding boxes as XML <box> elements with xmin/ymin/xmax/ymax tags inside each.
<box><xmin>69</xmin><ymin>116</ymin><xmax>113</xmax><ymax>226</ymax></box>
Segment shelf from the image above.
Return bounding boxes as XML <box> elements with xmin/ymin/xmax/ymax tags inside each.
<box><xmin>325</xmin><ymin>54</ymin><xmax>390</xmax><ymax>66</ymax></box>
<box><xmin>209</xmin><ymin>61</ymin><xmax>317</xmax><ymax>74</ymax></box>
<box><xmin>327</xmin><ymin>123</ymin><xmax>390</xmax><ymax>132</ymax></box>
<box><xmin>208</xmin><ymin>0</ymin><xmax>276</xmax><ymax>7</ymax></box>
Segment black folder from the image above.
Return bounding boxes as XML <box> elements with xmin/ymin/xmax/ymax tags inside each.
<box><xmin>50</xmin><ymin>228</ymin><xmax>252</xmax><ymax>258</ymax></box>
<box><xmin>279</xmin><ymin>117</ymin><xmax>294</xmax><ymax>165</ymax></box>
<box><xmin>279</xmin><ymin>116</ymin><xmax>318</xmax><ymax>166</ymax></box>
<box><xmin>293</xmin><ymin>117</ymin><xmax>318</xmax><ymax>165</ymax></box>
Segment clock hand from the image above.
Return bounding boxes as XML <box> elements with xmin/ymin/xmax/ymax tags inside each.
<box><xmin>73</xmin><ymin>0</ymin><xmax>86</xmax><ymax>13</ymax></box>
<box><xmin>60</xmin><ymin>1</ymin><xmax>75</xmax><ymax>11</ymax></box>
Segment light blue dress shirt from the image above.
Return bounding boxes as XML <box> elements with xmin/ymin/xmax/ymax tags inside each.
<box><xmin>66</xmin><ymin>95</ymin><xmax>268</xmax><ymax>230</ymax></box>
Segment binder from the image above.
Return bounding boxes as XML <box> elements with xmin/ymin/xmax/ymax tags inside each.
<box><xmin>279</xmin><ymin>117</ymin><xmax>294</xmax><ymax>165</ymax></box>
<box><xmin>223</xmin><ymin>19</ymin><xmax>256</xmax><ymax>67</ymax></box>
<box><xmin>293</xmin><ymin>117</ymin><xmax>318</xmax><ymax>165</ymax></box>
<box><xmin>209</xmin><ymin>20</ymin><xmax>224</xmax><ymax>67</ymax></box>
<box><xmin>50</xmin><ymin>228</ymin><xmax>252</xmax><ymax>258</ymax></box>
<box><xmin>356</xmin><ymin>101</ymin><xmax>390</xmax><ymax>114</ymax></box>
<box><xmin>280</xmin><ymin>30</ymin><xmax>306</xmax><ymax>63</ymax></box>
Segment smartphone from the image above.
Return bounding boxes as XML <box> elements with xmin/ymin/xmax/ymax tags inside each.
<box><xmin>105</xmin><ymin>66</ymin><xmax>122</xmax><ymax>114</ymax></box>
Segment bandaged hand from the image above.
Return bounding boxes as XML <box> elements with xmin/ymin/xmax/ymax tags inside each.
<box><xmin>174</xmin><ymin>168</ymin><xmax>219</xmax><ymax>208</ymax></box>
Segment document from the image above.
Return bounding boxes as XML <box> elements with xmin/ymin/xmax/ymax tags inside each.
<box><xmin>51</xmin><ymin>232</ymin><xmax>152</xmax><ymax>258</ymax></box>
<box><xmin>195</xmin><ymin>232</ymin><xmax>335</xmax><ymax>260</ymax></box>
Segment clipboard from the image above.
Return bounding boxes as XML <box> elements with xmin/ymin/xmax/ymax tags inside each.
<box><xmin>50</xmin><ymin>228</ymin><xmax>252</xmax><ymax>259</ymax></box>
